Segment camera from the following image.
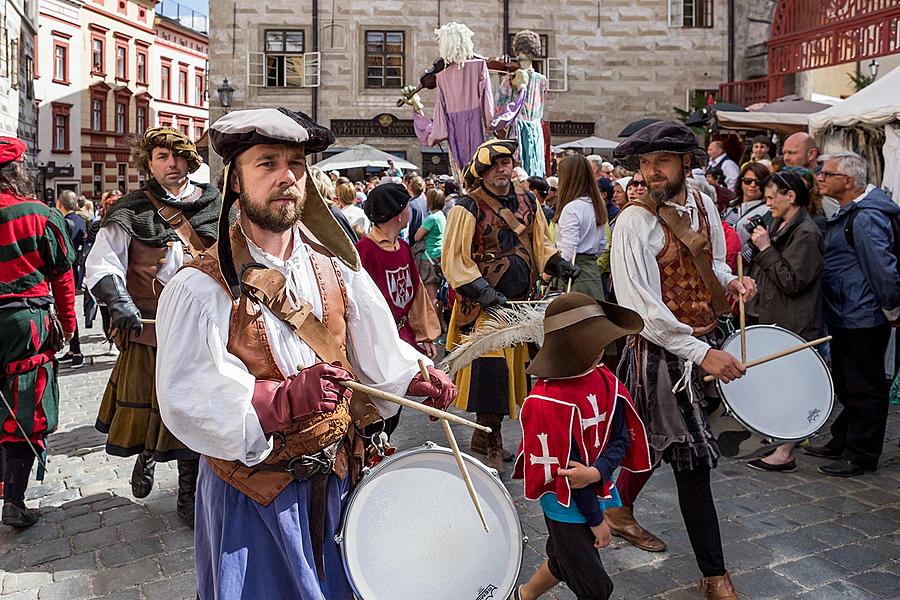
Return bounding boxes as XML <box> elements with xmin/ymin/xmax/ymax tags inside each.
<box><xmin>744</xmin><ymin>212</ymin><xmax>772</xmax><ymax>234</ymax></box>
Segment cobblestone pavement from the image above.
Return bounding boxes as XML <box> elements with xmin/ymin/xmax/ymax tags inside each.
<box><xmin>1</xmin><ymin>316</ymin><xmax>899</xmax><ymax>599</ymax></box>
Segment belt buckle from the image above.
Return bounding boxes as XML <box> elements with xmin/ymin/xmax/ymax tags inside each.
<box><xmin>285</xmin><ymin>449</ymin><xmax>333</xmax><ymax>480</ymax></box>
<box><xmin>156</xmin><ymin>206</ymin><xmax>181</xmax><ymax>224</ymax></box>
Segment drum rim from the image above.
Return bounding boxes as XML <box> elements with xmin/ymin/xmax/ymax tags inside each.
<box><xmin>716</xmin><ymin>324</ymin><xmax>834</xmax><ymax>442</ymax></box>
<box><xmin>336</xmin><ymin>443</ymin><xmax>525</xmax><ymax>599</ymax></box>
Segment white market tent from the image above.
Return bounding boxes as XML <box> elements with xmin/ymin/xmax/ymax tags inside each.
<box><xmin>716</xmin><ymin>111</ymin><xmax>812</xmax><ymax>134</ymax></box>
<box><xmin>808</xmin><ymin>65</ymin><xmax>900</xmax><ymax>136</ymax></box>
<box><xmin>556</xmin><ymin>136</ymin><xmax>620</xmax><ymax>151</ymax></box>
<box><xmin>313</xmin><ymin>144</ymin><xmax>418</xmax><ymax>172</ymax></box>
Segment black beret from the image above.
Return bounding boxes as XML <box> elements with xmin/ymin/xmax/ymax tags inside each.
<box><xmin>613</xmin><ymin>120</ymin><xmax>707</xmax><ymax>171</ymax></box>
<box><xmin>209</xmin><ymin>107</ymin><xmax>335</xmax><ymax>165</ymax></box>
<box><xmin>364</xmin><ymin>183</ymin><xmax>410</xmax><ymax>224</ymax></box>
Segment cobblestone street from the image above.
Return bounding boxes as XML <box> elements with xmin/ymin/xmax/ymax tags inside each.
<box><xmin>1</xmin><ymin>318</ymin><xmax>899</xmax><ymax>599</ymax></box>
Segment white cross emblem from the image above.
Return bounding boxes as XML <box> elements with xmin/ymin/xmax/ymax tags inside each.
<box><xmin>529</xmin><ymin>433</ymin><xmax>559</xmax><ymax>485</ymax></box>
<box><xmin>580</xmin><ymin>393</ymin><xmax>607</xmax><ymax>446</ymax></box>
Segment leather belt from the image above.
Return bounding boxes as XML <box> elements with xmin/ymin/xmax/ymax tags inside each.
<box><xmin>252</xmin><ymin>442</ymin><xmax>340</xmax><ymax>481</ymax></box>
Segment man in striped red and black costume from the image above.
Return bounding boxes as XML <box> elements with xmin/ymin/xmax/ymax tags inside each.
<box><xmin>0</xmin><ymin>136</ymin><xmax>76</xmax><ymax>528</ymax></box>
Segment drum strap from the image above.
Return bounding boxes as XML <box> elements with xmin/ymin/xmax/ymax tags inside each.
<box><xmin>309</xmin><ymin>472</ymin><xmax>329</xmax><ymax>581</ymax></box>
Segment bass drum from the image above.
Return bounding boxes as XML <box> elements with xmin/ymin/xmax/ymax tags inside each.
<box><xmin>337</xmin><ymin>443</ymin><xmax>524</xmax><ymax>600</ymax></box>
<box><xmin>716</xmin><ymin>325</ymin><xmax>834</xmax><ymax>442</ymax></box>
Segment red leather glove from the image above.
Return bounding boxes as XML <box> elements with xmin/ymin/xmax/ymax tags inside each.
<box><xmin>406</xmin><ymin>366</ymin><xmax>458</xmax><ymax>420</ymax></box>
<box><xmin>251</xmin><ymin>362</ymin><xmax>354</xmax><ymax>434</ymax></box>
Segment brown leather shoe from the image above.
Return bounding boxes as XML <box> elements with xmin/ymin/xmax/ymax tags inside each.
<box><xmin>700</xmin><ymin>573</ymin><xmax>738</xmax><ymax>599</ymax></box>
<box><xmin>470</xmin><ymin>434</ymin><xmax>514</xmax><ymax>461</ymax></box>
<box><xmin>603</xmin><ymin>506</ymin><xmax>666</xmax><ymax>552</ymax></box>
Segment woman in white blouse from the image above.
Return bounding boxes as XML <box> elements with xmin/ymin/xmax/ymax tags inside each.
<box><xmin>550</xmin><ymin>154</ymin><xmax>609</xmax><ymax>300</ymax></box>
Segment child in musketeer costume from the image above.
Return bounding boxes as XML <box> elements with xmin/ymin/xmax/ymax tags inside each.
<box><xmin>512</xmin><ymin>292</ymin><xmax>652</xmax><ymax>600</ymax></box>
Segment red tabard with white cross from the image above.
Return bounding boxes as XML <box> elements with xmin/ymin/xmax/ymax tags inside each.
<box><xmin>513</xmin><ymin>365</ymin><xmax>652</xmax><ymax>507</ymax></box>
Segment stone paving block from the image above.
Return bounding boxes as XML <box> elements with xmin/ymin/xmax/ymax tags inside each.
<box><xmin>93</xmin><ymin>590</ymin><xmax>142</xmax><ymax>600</ymax></box>
<box><xmin>841</xmin><ymin>511</ymin><xmax>900</xmax><ymax>537</ymax></box>
<box><xmin>34</xmin><ymin>576</ymin><xmax>92</xmax><ymax>600</ymax></box>
<box><xmin>97</xmin><ymin>538</ymin><xmax>165</xmax><ymax>568</ymax></box>
<box><xmin>608</xmin><ymin>565</ymin><xmax>680</xmax><ymax>599</ymax></box>
<box><xmin>0</xmin><ymin>590</ymin><xmax>38</xmax><ymax>600</ymax></box>
<box><xmin>1</xmin><ymin>572</ymin><xmax>52</xmax><ymax>595</ymax></box>
<box><xmin>99</xmin><ymin>506</ymin><xmax>148</xmax><ymax>528</ymax></box>
<box><xmin>23</xmin><ymin>538</ymin><xmax>71</xmax><ymax>567</ymax></box>
<box><xmin>795</xmin><ymin>580</ymin><xmax>880</xmax><ymax>599</ymax></box>
<box><xmin>730</xmin><ymin>568</ymin><xmax>803</xmax><ymax>599</ymax></box>
<box><xmin>90</xmin><ymin>557</ymin><xmax>159</xmax><ymax>596</ymax></box>
<box><xmin>799</xmin><ymin>521</ymin><xmax>866</xmax><ymax>546</ymax></box>
<box><xmin>141</xmin><ymin>571</ymin><xmax>196</xmax><ymax>600</ymax></box>
<box><xmin>119</xmin><ymin>516</ymin><xmax>168</xmax><ymax>542</ymax></box>
<box><xmin>773</xmin><ymin>555</ymin><xmax>846</xmax><ymax>588</ymax></box>
<box><xmin>820</xmin><ymin>544</ymin><xmax>890</xmax><ymax>574</ymax></box>
<box><xmin>60</xmin><ymin>513</ymin><xmax>102</xmax><ymax>536</ymax></box>
<box><xmin>70</xmin><ymin>527</ymin><xmax>118</xmax><ymax>554</ymax></box>
<box><xmin>719</xmin><ymin>540</ymin><xmax>779</xmax><ymax>572</ymax></box>
<box><xmin>159</xmin><ymin>528</ymin><xmax>194</xmax><ymax>553</ymax></box>
<box><xmin>845</xmin><ymin>574</ymin><xmax>900</xmax><ymax>600</ymax></box>
<box><xmin>755</xmin><ymin>531</ymin><xmax>824</xmax><ymax>560</ymax></box>
<box><xmin>47</xmin><ymin>551</ymin><xmax>99</xmax><ymax>581</ymax></box>
<box><xmin>158</xmin><ymin>548</ymin><xmax>195</xmax><ymax>577</ymax></box>
<box><xmin>777</xmin><ymin>502</ymin><xmax>838</xmax><ymax>525</ymax></box>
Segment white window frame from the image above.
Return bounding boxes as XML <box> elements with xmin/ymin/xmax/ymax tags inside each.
<box><xmin>668</xmin><ymin>0</ymin><xmax>684</xmax><ymax>28</ymax></box>
<box><xmin>247</xmin><ymin>51</ymin><xmax>320</xmax><ymax>88</ymax></box>
<box><xmin>547</xmin><ymin>57</ymin><xmax>568</xmax><ymax>93</ymax></box>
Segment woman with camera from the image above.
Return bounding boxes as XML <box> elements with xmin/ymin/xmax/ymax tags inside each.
<box><xmin>745</xmin><ymin>171</ymin><xmax>825</xmax><ymax>472</ymax></box>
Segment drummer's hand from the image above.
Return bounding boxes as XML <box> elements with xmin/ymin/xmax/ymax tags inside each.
<box><xmin>558</xmin><ymin>460</ymin><xmax>601</xmax><ymax>489</ymax></box>
<box><xmin>407</xmin><ymin>366</ymin><xmax>457</xmax><ymax>419</ymax></box>
<box><xmin>751</xmin><ymin>226</ymin><xmax>771</xmax><ymax>252</ymax></box>
<box><xmin>728</xmin><ymin>275</ymin><xmax>758</xmax><ymax>303</ymax></box>
<box><xmin>701</xmin><ymin>349</ymin><xmax>746</xmax><ymax>384</ymax></box>
<box><xmin>592</xmin><ymin>521</ymin><xmax>612</xmax><ymax>549</ymax></box>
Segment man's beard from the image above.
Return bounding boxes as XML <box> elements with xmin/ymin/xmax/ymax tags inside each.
<box><xmin>648</xmin><ymin>170</ymin><xmax>686</xmax><ymax>204</ymax></box>
<box><xmin>238</xmin><ymin>183</ymin><xmax>305</xmax><ymax>233</ymax></box>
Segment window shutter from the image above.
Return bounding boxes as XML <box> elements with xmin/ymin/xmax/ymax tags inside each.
<box><xmin>247</xmin><ymin>51</ymin><xmax>265</xmax><ymax>87</ymax></box>
<box><xmin>302</xmin><ymin>52</ymin><xmax>320</xmax><ymax>88</ymax></box>
<box><xmin>668</xmin><ymin>0</ymin><xmax>684</xmax><ymax>28</ymax></box>
<box><xmin>547</xmin><ymin>57</ymin><xmax>568</xmax><ymax>93</ymax></box>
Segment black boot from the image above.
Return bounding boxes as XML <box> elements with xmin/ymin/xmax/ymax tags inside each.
<box><xmin>1</xmin><ymin>443</ymin><xmax>39</xmax><ymax>528</ymax></box>
<box><xmin>176</xmin><ymin>459</ymin><xmax>199</xmax><ymax>529</ymax></box>
<box><xmin>131</xmin><ymin>451</ymin><xmax>155</xmax><ymax>499</ymax></box>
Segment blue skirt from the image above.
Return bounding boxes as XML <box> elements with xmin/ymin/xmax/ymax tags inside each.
<box><xmin>194</xmin><ymin>458</ymin><xmax>354</xmax><ymax>600</ymax></box>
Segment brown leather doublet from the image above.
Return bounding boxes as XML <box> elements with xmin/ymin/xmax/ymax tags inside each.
<box><xmin>183</xmin><ymin>225</ymin><xmax>364</xmax><ymax>505</ymax></box>
<box><xmin>627</xmin><ymin>199</ymin><xmax>718</xmax><ymax>335</ymax></box>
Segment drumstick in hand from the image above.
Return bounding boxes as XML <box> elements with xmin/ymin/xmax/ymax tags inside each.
<box><xmin>737</xmin><ymin>258</ymin><xmax>747</xmax><ymax>365</ymax></box>
<box><xmin>419</xmin><ymin>359</ymin><xmax>490</xmax><ymax>533</ymax></box>
<box><xmin>703</xmin><ymin>335</ymin><xmax>832</xmax><ymax>382</ymax></box>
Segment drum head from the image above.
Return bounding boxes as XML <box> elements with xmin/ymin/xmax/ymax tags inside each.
<box><xmin>339</xmin><ymin>446</ymin><xmax>523</xmax><ymax>600</ymax></box>
<box><xmin>718</xmin><ymin>325</ymin><xmax>834</xmax><ymax>441</ymax></box>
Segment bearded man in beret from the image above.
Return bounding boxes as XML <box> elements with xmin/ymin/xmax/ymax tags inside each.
<box><xmin>154</xmin><ymin>108</ymin><xmax>455</xmax><ymax>599</ymax></box>
<box><xmin>85</xmin><ymin>128</ymin><xmax>222</xmax><ymax>525</ymax></box>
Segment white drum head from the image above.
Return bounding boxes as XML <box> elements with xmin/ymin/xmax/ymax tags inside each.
<box><xmin>339</xmin><ymin>445</ymin><xmax>523</xmax><ymax>600</ymax></box>
<box><xmin>718</xmin><ymin>325</ymin><xmax>833</xmax><ymax>441</ymax></box>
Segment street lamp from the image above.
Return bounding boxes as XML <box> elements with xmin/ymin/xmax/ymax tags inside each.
<box><xmin>216</xmin><ymin>78</ymin><xmax>235</xmax><ymax>113</ymax></box>
<box><xmin>869</xmin><ymin>59</ymin><xmax>880</xmax><ymax>79</ymax></box>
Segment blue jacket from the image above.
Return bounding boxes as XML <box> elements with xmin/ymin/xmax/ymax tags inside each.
<box><xmin>823</xmin><ymin>186</ymin><xmax>900</xmax><ymax>329</ymax></box>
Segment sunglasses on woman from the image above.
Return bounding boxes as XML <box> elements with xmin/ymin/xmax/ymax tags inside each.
<box><xmin>740</xmin><ymin>177</ymin><xmax>759</xmax><ymax>186</ymax></box>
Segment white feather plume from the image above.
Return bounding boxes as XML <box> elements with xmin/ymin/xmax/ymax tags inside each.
<box><xmin>440</xmin><ymin>304</ymin><xmax>547</xmax><ymax>377</ymax></box>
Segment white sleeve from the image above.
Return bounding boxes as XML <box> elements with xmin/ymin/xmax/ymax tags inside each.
<box><xmin>85</xmin><ymin>223</ymin><xmax>129</xmax><ymax>289</ymax></box>
<box><xmin>343</xmin><ymin>264</ymin><xmax>431</xmax><ymax>418</ymax></box>
<box><xmin>555</xmin><ymin>204</ymin><xmax>579</xmax><ymax>263</ymax></box>
<box><xmin>723</xmin><ymin>160</ymin><xmax>740</xmax><ymax>191</ymax></box>
<box><xmin>611</xmin><ymin>211</ymin><xmax>712</xmax><ymax>366</ymax></box>
<box><xmin>155</xmin><ymin>271</ymin><xmax>273</xmax><ymax>465</ymax></box>
<box><xmin>703</xmin><ymin>194</ymin><xmax>737</xmax><ymax>288</ymax></box>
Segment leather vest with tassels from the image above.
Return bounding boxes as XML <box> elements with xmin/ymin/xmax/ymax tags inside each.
<box><xmin>457</xmin><ymin>187</ymin><xmax>538</xmax><ymax>327</ymax></box>
<box><xmin>182</xmin><ymin>225</ymin><xmax>372</xmax><ymax>506</ymax></box>
<box><xmin>625</xmin><ymin>198</ymin><xmax>718</xmax><ymax>335</ymax></box>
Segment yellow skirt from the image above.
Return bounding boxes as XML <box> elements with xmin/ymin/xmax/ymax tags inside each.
<box><xmin>445</xmin><ymin>299</ymin><xmax>529</xmax><ymax>419</ymax></box>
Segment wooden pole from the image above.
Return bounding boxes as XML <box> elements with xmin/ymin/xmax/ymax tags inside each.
<box><xmin>703</xmin><ymin>336</ymin><xmax>832</xmax><ymax>382</ymax></box>
<box><xmin>419</xmin><ymin>359</ymin><xmax>490</xmax><ymax>533</ymax></box>
<box><xmin>737</xmin><ymin>258</ymin><xmax>747</xmax><ymax>365</ymax></box>
<box><xmin>340</xmin><ymin>380</ymin><xmax>491</xmax><ymax>433</ymax></box>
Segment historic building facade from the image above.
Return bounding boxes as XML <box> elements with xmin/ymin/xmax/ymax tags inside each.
<box><xmin>1</xmin><ymin>0</ymin><xmax>39</xmax><ymax>180</ymax></box>
<box><xmin>34</xmin><ymin>0</ymin><xmax>208</xmax><ymax>200</ymax></box>
<box><xmin>207</xmin><ymin>0</ymin><xmax>730</xmax><ymax>175</ymax></box>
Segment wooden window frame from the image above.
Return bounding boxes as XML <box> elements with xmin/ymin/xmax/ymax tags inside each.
<box><xmin>115</xmin><ymin>42</ymin><xmax>128</xmax><ymax>81</ymax></box>
<box><xmin>91</xmin><ymin>34</ymin><xmax>105</xmax><ymax>75</ymax></box>
<box><xmin>51</xmin><ymin>102</ymin><xmax>72</xmax><ymax>153</ymax></box>
<box><xmin>263</xmin><ymin>29</ymin><xmax>305</xmax><ymax>88</ymax></box>
<box><xmin>91</xmin><ymin>92</ymin><xmax>106</xmax><ymax>131</ymax></box>
<box><xmin>160</xmin><ymin>63</ymin><xmax>172</xmax><ymax>100</ymax></box>
<box><xmin>178</xmin><ymin>66</ymin><xmax>189</xmax><ymax>104</ymax></box>
<box><xmin>363</xmin><ymin>30</ymin><xmax>405</xmax><ymax>89</ymax></box>
<box><xmin>136</xmin><ymin>49</ymin><xmax>148</xmax><ymax>85</ymax></box>
<box><xmin>114</xmin><ymin>99</ymin><xmax>129</xmax><ymax>134</ymax></box>
<box><xmin>52</xmin><ymin>41</ymin><xmax>69</xmax><ymax>84</ymax></box>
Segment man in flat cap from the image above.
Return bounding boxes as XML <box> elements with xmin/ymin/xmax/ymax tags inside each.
<box><xmin>442</xmin><ymin>138</ymin><xmax>578</xmax><ymax>473</ymax></box>
<box><xmin>0</xmin><ymin>136</ymin><xmax>75</xmax><ymax>527</ymax></box>
<box><xmin>154</xmin><ymin>107</ymin><xmax>455</xmax><ymax>599</ymax></box>
<box><xmin>609</xmin><ymin>121</ymin><xmax>756</xmax><ymax>599</ymax></box>
<box><xmin>85</xmin><ymin>128</ymin><xmax>221</xmax><ymax>525</ymax></box>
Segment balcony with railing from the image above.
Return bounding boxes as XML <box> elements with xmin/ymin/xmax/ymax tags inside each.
<box><xmin>156</xmin><ymin>0</ymin><xmax>208</xmax><ymax>34</ymax></box>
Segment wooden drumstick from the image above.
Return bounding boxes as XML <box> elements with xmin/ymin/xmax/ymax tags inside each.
<box><xmin>566</xmin><ymin>277</ymin><xmax>573</xmax><ymax>294</ymax></box>
<box><xmin>140</xmin><ymin>319</ymin><xmax>155</xmax><ymax>324</ymax></box>
<box><xmin>339</xmin><ymin>380</ymin><xmax>491</xmax><ymax>432</ymax></box>
<box><xmin>737</xmin><ymin>258</ymin><xmax>747</xmax><ymax>365</ymax></box>
<box><xmin>703</xmin><ymin>336</ymin><xmax>832</xmax><ymax>382</ymax></box>
<box><xmin>419</xmin><ymin>359</ymin><xmax>490</xmax><ymax>533</ymax></box>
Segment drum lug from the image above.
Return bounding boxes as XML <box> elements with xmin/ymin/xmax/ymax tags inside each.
<box><xmin>488</xmin><ymin>468</ymin><xmax>499</xmax><ymax>478</ymax></box>
<box><xmin>334</xmin><ymin>533</ymin><xmax>343</xmax><ymax>544</ymax></box>
<box><xmin>522</xmin><ymin>535</ymin><xmax>529</xmax><ymax>545</ymax></box>
<box><xmin>424</xmin><ymin>441</ymin><xmax>435</xmax><ymax>449</ymax></box>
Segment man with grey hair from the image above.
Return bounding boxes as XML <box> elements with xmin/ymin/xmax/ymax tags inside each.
<box><xmin>706</xmin><ymin>140</ymin><xmax>739</xmax><ymax>190</ymax></box>
<box><xmin>56</xmin><ymin>190</ymin><xmax>88</xmax><ymax>368</ymax></box>
<box><xmin>808</xmin><ymin>151</ymin><xmax>900</xmax><ymax>477</ymax></box>
<box><xmin>586</xmin><ymin>154</ymin><xmax>604</xmax><ymax>180</ymax></box>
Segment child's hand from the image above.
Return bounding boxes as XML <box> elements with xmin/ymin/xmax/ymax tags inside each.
<box><xmin>592</xmin><ymin>521</ymin><xmax>612</xmax><ymax>549</ymax></box>
<box><xmin>557</xmin><ymin>460</ymin><xmax>601</xmax><ymax>489</ymax></box>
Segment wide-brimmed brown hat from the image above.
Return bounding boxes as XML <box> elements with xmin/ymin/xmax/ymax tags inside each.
<box><xmin>527</xmin><ymin>293</ymin><xmax>644</xmax><ymax>379</ymax></box>
<box><xmin>613</xmin><ymin>120</ymin><xmax>707</xmax><ymax>172</ymax></box>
